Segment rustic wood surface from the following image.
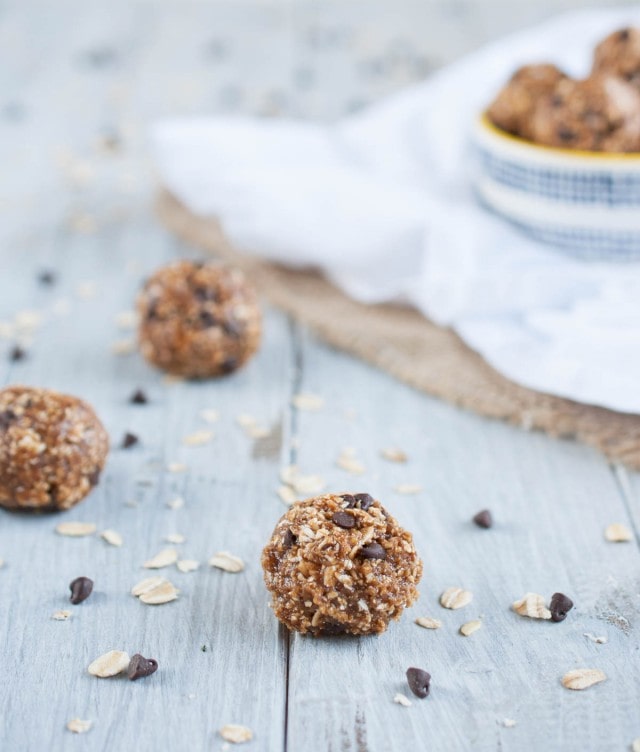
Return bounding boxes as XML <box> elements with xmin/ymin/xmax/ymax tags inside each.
<box><xmin>0</xmin><ymin>2</ymin><xmax>639</xmax><ymax>750</ymax></box>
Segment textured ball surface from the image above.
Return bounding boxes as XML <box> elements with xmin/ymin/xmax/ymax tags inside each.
<box><xmin>262</xmin><ymin>493</ymin><xmax>422</xmax><ymax>636</ymax></box>
<box><xmin>137</xmin><ymin>260</ymin><xmax>262</xmax><ymax>379</ymax></box>
<box><xmin>0</xmin><ymin>386</ymin><xmax>109</xmax><ymax>512</ymax></box>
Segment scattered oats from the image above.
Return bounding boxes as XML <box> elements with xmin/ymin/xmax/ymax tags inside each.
<box><xmin>336</xmin><ymin>448</ymin><xmax>365</xmax><ymax>475</ymax></box>
<box><xmin>277</xmin><ymin>485</ymin><xmax>297</xmax><ymax>506</ymax></box>
<box><xmin>460</xmin><ymin>619</ymin><xmax>482</xmax><ymax>637</ymax></box>
<box><xmin>167</xmin><ymin>463</ymin><xmax>188</xmax><ymax>474</ymax></box>
<box><xmin>415</xmin><ymin>617</ymin><xmax>442</xmax><ymax>630</ymax></box>
<box><xmin>502</xmin><ymin>719</ymin><xmax>517</xmax><ymax>728</ymax></box>
<box><xmin>381</xmin><ymin>448</ymin><xmax>408</xmax><ymax>463</ymax></box>
<box><xmin>632</xmin><ymin>738</ymin><xmax>640</xmax><ymax>752</ymax></box>
<box><xmin>143</xmin><ymin>548</ymin><xmax>178</xmax><ymax>569</ymax></box>
<box><xmin>132</xmin><ymin>577</ymin><xmax>179</xmax><ymax>605</ymax></box>
<box><xmin>561</xmin><ymin>668</ymin><xmax>607</xmax><ymax>691</ymax></box>
<box><xmin>584</xmin><ymin>633</ymin><xmax>608</xmax><ymax>644</ymax></box>
<box><xmin>76</xmin><ymin>281</ymin><xmax>97</xmax><ymax>300</ymax></box>
<box><xmin>52</xmin><ymin>610</ymin><xmax>72</xmax><ymax>621</ymax></box>
<box><xmin>177</xmin><ymin>559</ymin><xmax>199</xmax><ymax>573</ymax></box>
<box><xmin>219</xmin><ymin>725</ymin><xmax>253</xmax><ymax>744</ymax></box>
<box><xmin>55</xmin><ymin>521</ymin><xmax>96</xmax><ymax>537</ymax></box>
<box><xmin>440</xmin><ymin>587</ymin><xmax>473</xmax><ymax>610</ymax></box>
<box><xmin>167</xmin><ymin>496</ymin><xmax>185</xmax><ymax>510</ymax></box>
<box><xmin>236</xmin><ymin>414</ymin><xmax>256</xmax><ymax>428</ymax></box>
<box><xmin>393</xmin><ymin>693</ymin><xmax>412</xmax><ymax>707</ymax></box>
<box><xmin>115</xmin><ymin>310</ymin><xmax>138</xmax><ymax>329</ymax></box>
<box><xmin>14</xmin><ymin>310</ymin><xmax>43</xmax><ymax>331</ymax></box>
<box><xmin>111</xmin><ymin>338</ymin><xmax>135</xmax><ymax>355</ymax></box>
<box><xmin>183</xmin><ymin>429</ymin><xmax>214</xmax><ymax>447</ymax></box>
<box><xmin>209</xmin><ymin>551</ymin><xmax>245</xmax><ymax>573</ymax></box>
<box><xmin>512</xmin><ymin>593</ymin><xmax>551</xmax><ymax>620</ymax></box>
<box><xmin>604</xmin><ymin>522</ymin><xmax>633</xmax><ymax>542</ymax></box>
<box><xmin>246</xmin><ymin>424</ymin><xmax>270</xmax><ymax>439</ymax></box>
<box><xmin>200</xmin><ymin>408</ymin><xmax>220</xmax><ymax>424</ymax></box>
<box><xmin>395</xmin><ymin>483</ymin><xmax>423</xmax><ymax>495</ymax></box>
<box><xmin>292</xmin><ymin>393</ymin><xmax>324</xmax><ymax>411</ymax></box>
<box><xmin>101</xmin><ymin>529</ymin><xmax>123</xmax><ymax>547</ymax></box>
<box><xmin>165</xmin><ymin>533</ymin><xmax>186</xmax><ymax>544</ymax></box>
<box><xmin>87</xmin><ymin>650</ymin><xmax>130</xmax><ymax>678</ymax></box>
<box><xmin>67</xmin><ymin>719</ymin><xmax>92</xmax><ymax>734</ymax></box>
<box><xmin>280</xmin><ymin>465</ymin><xmax>325</xmax><ymax>495</ymax></box>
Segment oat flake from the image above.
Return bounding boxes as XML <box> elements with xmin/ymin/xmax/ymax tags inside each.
<box><xmin>277</xmin><ymin>485</ymin><xmax>297</xmax><ymax>505</ymax></box>
<box><xmin>460</xmin><ymin>619</ymin><xmax>482</xmax><ymax>636</ymax></box>
<box><xmin>393</xmin><ymin>693</ymin><xmax>412</xmax><ymax>707</ymax></box>
<box><xmin>52</xmin><ymin>610</ymin><xmax>72</xmax><ymax>621</ymax></box>
<box><xmin>604</xmin><ymin>522</ymin><xmax>633</xmax><ymax>542</ymax></box>
<box><xmin>67</xmin><ymin>719</ymin><xmax>92</xmax><ymax>734</ymax></box>
<box><xmin>88</xmin><ymin>650</ymin><xmax>130</xmax><ymax>678</ymax></box>
<box><xmin>209</xmin><ymin>552</ymin><xmax>245</xmax><ymax>573</ymax></box>
<box><xmin>200</xmin><ymin>408</ymin><xmax>220</xmax><ymax>424</ymax></box>
<box><xmin>167</xmin><ymin>462</ymin><xmax>188</xmax><ymax>474</ymax></box>
<box><xmin>165</xmin><ymin>533</ymin><xmax>186</xmax><ymax>544</ymax></box>
<box><xmin>219</xmin><ymin>724</ymin><xmax>253</xmax><ymax>744</ymax></box>
<box><xmin>111</xmin><ymin>338</ymin><xmax>135</xmax><ymax>356</ymax></box>
<box><xmin>143</xmin><ymin>548</ymin><xmax>178</xmax><ymax>569</ymax></box>
<box><xmin>55</xmin><ymin>521</ymin><xmax>96</xmax><ymax>537</ymax></box>
<box><xmin>415</xmin><ymin>617</ymin><xmax>442</xmax><ymax>630</ymax></box>
<box><xmin>395</xmin><ymin>483</ymin><xmax>422</xmax><ymax>495</ymax></box>
<box><xmin>512</xmin><ymin>593</ymin><xmax>551</xmax><ymax>620</ymax></box>
<box><xmin>291</xmin><ymin>393</ymin><xmax>324</xmax><ymax>411</ymax></box>
<box><xmin>177</xmin><ymin>559</ymin><xmax>199</xmax><ymax>573</ymax></box>
<box><xmin>167</xmin><ymin>496</ymin><xmax>185</xmax><ymax>510</ymax></box>
<box><xmin>440</xmin><ymin>587</ymin><xmax>473</xmax><ymax>610</ymax></box>
<box><xmin>381</xmin><ymin>448</ymin><xmax>408</xmax><ymax>463</ymax></box>
<box><xmin>101</xmin><ymin>529</ymin><xmax>123</xmax><ymax>547</ymax></box>
<box><xmin>561</xmin><ymin>668</ymin><xmax>607</xmax><ymax>691</ymax></box>
<box><xmin>183</xmin><ymin>429</ymin><xmax>214</xmax><ymax>446</ymax></box>
<box><xmin>583</xmin><ymin>633</ymin><xmax>608</xmax><ymax>644</ymax></box>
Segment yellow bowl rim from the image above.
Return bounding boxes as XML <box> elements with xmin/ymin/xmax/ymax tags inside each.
<box><xmin>478</xmin><ymin>112</ymin><xmax>640</xmax><ymax>162</ymax></box>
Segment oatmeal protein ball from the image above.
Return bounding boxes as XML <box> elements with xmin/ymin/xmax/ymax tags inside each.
<box><xmin>593</xmin><ymin>27</ymin><xmax>640</xmax><ymax>90</ymax></box>
<box><xmin>0</xmin><ymin>386</ymin><xmax>109</xmax><ymax>512</ymax></box>
<box><xmin>487</xmin><ymin>64</ymin><xmax>567</xmax><ymax>138</ymax></box>
<box><xmin>529</xmin><ymin>74</ymin><xmax>640</xmax><ymax>152</ymax></box>
<box><xmin>262</xmin><ymin>493</ymin><xmax>422</xmax><ymax>636</ymax></box>
<box><xmin>137</xmin><ymin>260</ymin><xmax>262</xmax><ymax>379</ymax></box>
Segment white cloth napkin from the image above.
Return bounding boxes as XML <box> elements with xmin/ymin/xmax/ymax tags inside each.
<box><xmin>153</xmin><ymin>8</ymin><xmax>640</xmax><ymax>414</ymax></box>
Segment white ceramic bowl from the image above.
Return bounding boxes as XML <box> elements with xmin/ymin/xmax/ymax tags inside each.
<box><xmin>472</xmin><ymin>114</ymin><xmax>640</xmax><ymax>260</ymax></box>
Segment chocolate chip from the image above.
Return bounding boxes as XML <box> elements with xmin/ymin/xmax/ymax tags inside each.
<box><xmin>360</xmin><ymin>542</ymin><xmax>386</xmax><ymax>560</ymax></box>
<box><xmin>557</xmin><ymin>127</ymin><xmax>576</xmax><ymax>142</ymax></box>
<box><xmin>283</xmin><ymin>528</ymin><xmax>296</xmax><ymax>548</ymax></box>
<box><xmin>549</xmin><ymin>592</ymin><xmax>574</xmax><ymax>623</ymax></box>
<box><xmin>128</xmin><ymin>654</ymin><xmax>158</xmax><ymax>681</ymax></box>
<box><xmin>344</xmin><ymin>493</ymin><xmax>374</xmax><ymax>511</ymax></box>
<box><xmin>0</xmin><ymin>410</ymin><xmax>16</xmax><ymax>430</ymax></box>
<box><xmin>121</xmin><ymin>432</ymin><xmax>139</xmax><ymax>449</ymax></box>
<box><xmin>88</xmin><ymin>468</ymin><xmax>101</xmax><ymax>486</ymax></box>
<box><xmin>37</xmin><ymin>270</ymin><xmax>56</xmax><ymax>286</ymax></box>
<box><xmin>222</xmin><ymin>318</ymin><xmax>244</xmax><ymax>338</ymax></box>
<box><xmin>220</xmin><ymin>357</ymin><xmax>238</xmax><ymax>374</ymax></box>
<box><xmin>406</xmin><ymin>667</ymin><xmax>431</xmax><ymax>698</ymax></box>
<box><xmin>146</xmin><ymin>301</ymin><xmax>159</xmax><ymax>321</ymax></box>
<box><xmin>332</xmin><ymin>511</ymin><xmax>355</xmax><ymax>529</ymax></box>
<box><xmin>199</xmin><ymin>310</ymin><xmax>219</xmax><ymax>328</ymax></box>
<box><xmin>9</xmin><ymin>345</ymin><xmax>26</xmax><ymax>362</ymax></box>
<box><xmin>320</xmin><ymin>621</ymin><xmax>346</xmax><ymax>635</ymax></box>
<box><xmin>472</xmin><ymin>509</ymin><xmax>493</xmax><ymax>529</ymax></box>
<box><xmin>69</xmin><ymin>576</ymin><xmax>94</xmax><ymax>604</ymax></box>
<box><xmin>618</xmin><ymin>28</ymin><xmax>631</xmax><ymax>42</ymax></box>
<box><xmin>550</xmin><ymin>94</ymin><xmax>563</xmax><ymax>107</ymax></box>
<box><xmin>130</xmin><ymin>388</ymin><xmax>148</xmax><ymax>405</ymax></box>
<box><xmin>194</xmin><ymin>285</ymin><xmax>217</xmax><ymax>302</ymax></box>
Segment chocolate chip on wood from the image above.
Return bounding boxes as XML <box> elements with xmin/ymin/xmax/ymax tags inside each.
<box><xmin>69</xmin><ymin>576</ymin><xmax>94</xmax><ymax>604</ymax></box>
<box><xmin>406</xmin><ymin>667</ymin><xmax>431</xmax><ymax>698</ymax></box>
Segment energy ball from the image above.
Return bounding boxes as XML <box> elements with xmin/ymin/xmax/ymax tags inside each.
<box><xmin>529</xmin><ymin>75</ymin><xmax>640</xmax><ymax>152</ymax></box>
<box><xmin>262</xmin><ymin>493</ymin><xmax>422</xmax><ymax>636</ymax></box>
<box><xmin>593</xmin><ymin>28</ymin><xmax>640</xmax><ymax>90</ymax></box>
<box><xmin>487</xmin><ymin>64</ymin><xmax>567</xmax><ymax>138</ymax></box>
<box><xmin>137</xmin><ymin>260</ymin><xmax>262</xmax><ymax>379</ymax></box>
<box><xmin>0</xmin><ymin>386</ymin><xmax>109</xmax><ymax>512</ymax></box>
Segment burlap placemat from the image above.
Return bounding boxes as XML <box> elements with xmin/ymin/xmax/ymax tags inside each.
<box><xmin>157</xmin><ymin>189</ymin><xmax>640</xmax><ymax>470</ymax></box>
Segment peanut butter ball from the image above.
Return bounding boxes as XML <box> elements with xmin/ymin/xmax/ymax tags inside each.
<box><xmin>137</xmin><ymin>260</ymin><xmax>262</xmax><ymax>379</ymax></box>
<box><xmin>0</xmin><ymin>386</ymin><xmax>109</xmax><ymax>512</ymax></box>
<box><xmin>262</xmin><ymin>493</ymin><xmax>422</xmax><ymax>636</ymax></box>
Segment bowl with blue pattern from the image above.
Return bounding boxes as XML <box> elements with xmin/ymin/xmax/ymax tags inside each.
<box><xmin>472</xmin><ymin>114</ymin><xmax>640</xmax><ymax>260</ymax></box>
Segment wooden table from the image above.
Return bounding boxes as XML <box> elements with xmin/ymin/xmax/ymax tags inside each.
<box><xmin>1</xmin><ymin>2</ymin><xmax>639</xmax><ymax>750</ymax></box>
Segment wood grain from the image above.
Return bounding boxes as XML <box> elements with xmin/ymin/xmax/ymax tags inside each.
<box><xmin>0</xmin><ymin>2</ymin><xmax>639</xmax><ymax>751</ymax></box>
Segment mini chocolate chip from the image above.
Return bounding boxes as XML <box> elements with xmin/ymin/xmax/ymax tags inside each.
<box><xmin>353</xmin><ymin>493</ymin><xmax>373</xmax><ymax>511</ymax></box>
<box><xmin>199</xmin><ymin>309</ymin><xmax>218</xmax><ymax>328</ymax></box>
<box><xmin>220</xmin><ymin>357</ymin><xmax>238</xmax><ymax>374</ymax></box>
<box><xmin>283</xmin><ymin>528</ymin><xmax>296</xmax><ymax>548</ymax></box>
<box><xmin>332</xmin><ymin>511</ymin><xmax>355</xmax><ymax>529</ymax></box>
<box><xmin>406</xmin><ymin>667</ymin><xmax>431</xmax><ymax>698</ymax></box>
<box><xmin>0</xmin><ymin>410</ymin><xmax>16</xmax><ymax>430</ymax></box>
<box><xmin>130</xmin><ymin>388</ymin><xmax>148</xmax><ymax>405</ymax></box>
<box><xmin>550</xmin><ymin>94</ymin><xmax>563</xmax><ymax>107</ymax></box>
<box><xmin>88</xmin><ymin>468</ymin><xmax>101</xmax><ymax>486</ymax></box>
<box><xmin>472</xmin><ymin>509</ymin><xmax>493</xmax><ymax>529</ymax></box>
<box><xmin>128</xmin><ymin>653</ymin><xmax>158</xmax><ymax>681</ymax></box>
<box><xmin>341</xmin><ymin>494</ymin><xmax>356</xmax><ymax>506</ymax></box>
<box><xmin>549</xmin><ymin>592</ymin><xmax>574</xmax><ymax>623</ymax></box>
<box><xmin>360</xmin><ymin>542</ymin><xmax>386</xmax><ymax>560</ymax></box>
<box><xmin>69</xmin><ymin>576</ymin><xmax>93</xmax><ymax>604</ymax></box>
<box><xmin>121</xmin><ymin>432</ymin><xmax>139</xmax><ymax>449</ymax></box>
<box><xmin>321</xmin><ymin>621</ymin><xmax>346</xmax><ymax>635</ymax></box>
<box><xmin>9</xmin><ymin>345</ymin><xmax>26</xmax><ymax>362</ymax></box>
<box><xmin>618</xmin><ymin>28</ymin><xmax>631</xmax><ymax>42</ymax></box>
<box><xmin>146</xmin><ymin>301</ymin><xmax>159</xmax><ymax>321</ymax></box>
<box><xmin>194</xmin><ymin>285</ymin><xmax>217</xmax><ymax>302</ymax></box>
<box><xmin>37</xmin><ymin>270</ymin><xmax>56</xmax><ymax>286</ymax></box>
<box><xmin>222</xmin><ymin>318</ymin><xmax>244</xmax><ymax>338</ymax></box>
<box><xmin>557</xmin><ymin>127</ymin><xmax>576</xmax><ymax>142</ymax></box>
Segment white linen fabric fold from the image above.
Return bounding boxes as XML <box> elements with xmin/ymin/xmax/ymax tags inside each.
<box><xmin>153</xmin><ymin>8</ymin><xmax>640</xmax><ymax>414</ymax></box>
